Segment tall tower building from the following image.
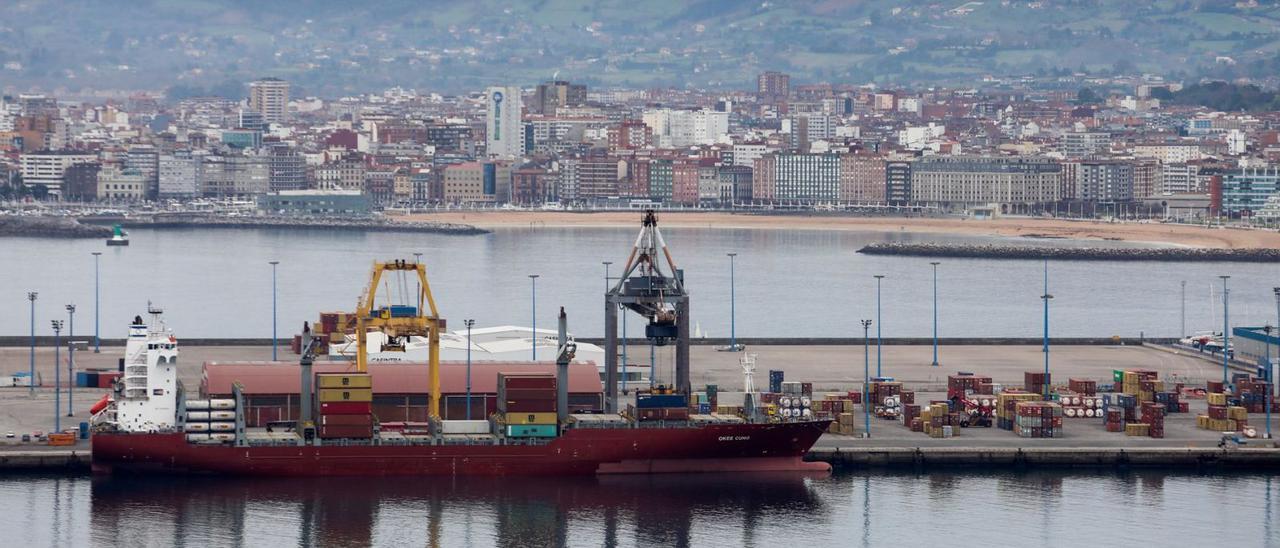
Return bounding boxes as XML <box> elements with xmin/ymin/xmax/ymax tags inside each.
<box><xmin>485</xmin><ymin>86</ymin><xmax>524</xmax><ymax>159</ymax></box>
<box><xmin>248</xmin><ymin>78</ymin><xmax>290</xmax><ymax>124</ymax></box>
<box><xmin>757</xmin><ymin>71</ymin><xmax>790</xmax><ymax>102</ymax></box>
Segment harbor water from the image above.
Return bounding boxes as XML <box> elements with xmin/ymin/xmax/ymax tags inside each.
<box><xmin>3</xmin><ymin>226</ymin><xmax>1278</xmax><ymax>339</ymax></box>
<box><xmin>0</xmin><ymin>471</ymin><xmax>1274</xmax><ymax>546</ymax></box>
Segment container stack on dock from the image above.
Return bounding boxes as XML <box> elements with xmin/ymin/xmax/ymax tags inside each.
<box><xmin>868</xmin><ymin>378</ymin><xmax>908</xmax><ymax>420</ymax></box>
<box><xmin>777</xmin><ymin>382</ymin><xmax>814</xmax><ymax>420</ymax></box>
<box><xmin>1139</xmin><ymin>402</ymin><xmax>1165</xmax><ymax>438</ymax></box>
<box><xmin>1197</xmin><ymin>390</ymin><xmax>1251</xmax><ymax>434</ymax></box>
<box><xmin>918</xmin><ymin>402</ymin><xmax>960</xmax><ymax>438</ymax></box>
<box><xmin>1024</xmin><ymin>372</ymin><xmax>1051</xmax><ymax>396</ymax></box>
<box><xmin>1013</xmin><ymin>401</ymin><xmax>1064</xmax><ymax>438</ymax></box>
<box><xmin>1231</xmin><ymin>376</ymin><xmax>1279</xmax><ymax>414</ymax></box>
<box><xmin>1056</xmin><ymin>391</ymin><xmax>1102</xmax><ymax>420</ymax></box>
<box><xmin>498</xmin><ymin>373</ymin><xmax>559</xmax><ymax>437</ymax></box>
<box><xmin>316</xmin><ymin>373</ymin><xmax>374</xmax><ymax>439</ymax></box>
<box><xmin>995</xmin><ymin>391</ymin><xmax>1041</xmax><ymax>430</ymax></box>
<box><xmin>75</xmin><ymin>369</ymin><xmax>121</xmax><ymax>388</ymax></box>
<box><xmin>814</xmin><ymin>393</ymin><xmax>858</xmax><ymax>435</ymax></box>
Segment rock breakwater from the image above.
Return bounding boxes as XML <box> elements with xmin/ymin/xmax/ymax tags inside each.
<box><xmin>858</xmin><ymin>242</ymin><xmax>1280</xmax><ymax>262</ymax></box>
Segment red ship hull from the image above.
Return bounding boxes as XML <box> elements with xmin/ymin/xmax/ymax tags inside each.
<box><xmin>91</xmin><ymin>420</ymin><xmax>832</xmax><ymax>476</ymax></box>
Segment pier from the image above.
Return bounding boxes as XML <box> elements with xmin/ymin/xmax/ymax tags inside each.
<box><xmin>858</xmin><ymin>242</ymin><xmax>1280</xmax><ymax>262</ymax></box>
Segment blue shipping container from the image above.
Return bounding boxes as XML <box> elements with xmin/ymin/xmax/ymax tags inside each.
<box><xmin>78</xmin><ymin>422</ymin><xmax>89</xmax><ymax>439</ymax></box>
<box><xmin>637</xmin><ymin>394</ymin><xmax>688</xmax><ymax>408</ymax></box>
<box><xmin>768</xmin><ymin>370</ymin><xmax>784</xmax><ymax>393</ymax></box>
<box><xmin>75</xmin><ymin>371</ymin><xmax>89</xmax><ymax>387</ymax></box>
<box><xmin>506</xmin><ymin>424</ymin><xmax>557</xmax><ymax>438</ymax></box>
<box><xmin>698</xmin><ymin>403</ymin><xmax>711</xmax><ymax>414</ymax></box>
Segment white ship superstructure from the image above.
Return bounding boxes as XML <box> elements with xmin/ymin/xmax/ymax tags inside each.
<box><xmin>112</xmin><ymin>306</ymin><xmax>180</xmax><ymax>432</ymax></box>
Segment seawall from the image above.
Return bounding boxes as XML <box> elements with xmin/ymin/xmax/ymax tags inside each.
<box><xmin>807</xmin><ymin>447</ymin><xmax>1280</xmax><ymax>469</ymax></box>
<box><xmin>0</xmin><ymin>336</ymin><xmax>1176</xmax><ymax>347</ymax></box>
<box><xmin>859</xmin><ymin>242</ymin><xmax>1280</xmax><ymax>262</ymax></box>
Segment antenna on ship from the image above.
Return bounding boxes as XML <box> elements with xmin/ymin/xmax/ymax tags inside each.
<box><xmin>741</xmin><ymin>353</ymin><xmax>758</xmax><ymax>420</ymax></box>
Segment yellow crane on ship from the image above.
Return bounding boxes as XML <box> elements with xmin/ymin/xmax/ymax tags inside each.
<box><xmin>354</xmin><ymin>259</ymin><xmax>446</xmax><ymax>418</ymax></box>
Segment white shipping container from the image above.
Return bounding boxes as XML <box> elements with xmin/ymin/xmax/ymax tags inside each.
<box><xmin>440</xmin><ymin>420</ymin><xmax>490</xmax><ymax>434</ymax></box>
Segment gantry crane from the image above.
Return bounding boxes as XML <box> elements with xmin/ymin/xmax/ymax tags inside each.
<box><xmin>604</xmin><ymin>210</ymin><xmax>690</xmax><ymax>412</ymax></box>
<box><xmin>355</xmin><ymin>259</ymin><xmax>446</xmax><ymax>418</ymax></box>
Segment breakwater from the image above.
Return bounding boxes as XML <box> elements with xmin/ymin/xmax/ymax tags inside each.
<box><xmin>84</xmin><ymin>215</ymin><xmax>488</xmax><ymax>235</ymax></box>
<box><xmin>858</xmin><ymin>242</ymin><xmax>1280</xmax><ymax>262</ymax></box>
<box><xmin>808</xmin><ymin>447</ymin><xmax>1280</xmax><ymax>469</ymax></box>
<box><xmin>0</xmin><ymin>216</ymin><xmax>111</xmax><ymax>238</ymax></box>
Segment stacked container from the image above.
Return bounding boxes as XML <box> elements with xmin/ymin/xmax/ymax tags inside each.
<box><xmin>316</xmin><ymin>373</ymin><xmax>374</xmax><ymax>439</ymax></box>
<box><xmin>995</xmin><ymin>390</ymin><xmax>1041</xmax><ymax>430</ymax></box>
<box><xmin>634</xmin><ymin>392</ymin><xmax>690</xmax><ymax>422</ymax></box>
<box><xmin>920</xmin><ymin>402</ymin><xmax>957</xmax><ymax>438</ymax></box>
<box><xmin>1141</xmin><ymin>402</ymin><xmax>1165</xmax><ymax>438</ymax></box>
<box><xmin>768</xmin><ymin>370</ymin><xmax>784</xmax><ymax>394</ymax></box>
<box><xmin>498</xmin><ymin>373</ymin><xmax>558</xmax><ymax>437</ymax></box>
<box><xmin>1024</xmin><ymin>372</ymin><xmax>1051</xmax><ymax>396</ymax></box>
<box><xmin>1013</xmin><ymin>401</ymin><xmax>1064</xmax><ymax>438</ymax></box>
<box><xmin>1067</xmin><ymin>378</ymin><xmax>1097</xmax><ymax>396</ymax></box>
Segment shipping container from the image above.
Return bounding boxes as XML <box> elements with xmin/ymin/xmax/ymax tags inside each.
<box><xmin>504</xmin><ymin>412</ymin><xmax>558</xmax><ymax>425</ymax></box>
<box><xmin>636</xmin><ymin>393</ymin><xmax>688</xmax><ymax>408</ymax></box>
<box><xmin>439</xmin><ymin>420</ymin><xmax>489</xmax><ymax>434</ymax></box>
<box><xmin>505</xmin><ymin>424</ymin><xmax>558</xmax><ymax>438</ymax></box>
<box><xmin>319</xmin><ymin>414</ymin><xmax>374</xmax><ymax>427</ymax></box>
<box><xmin>319</xmin><ymin>425</ymin><xmax>374</xmax><ymax>439</ymax></box>
<box><xmin>316</xmin><ymin>373</ymin><xmax>373</xmax><ymax>389</ymax></box>
<box><xmin>319</xmin><ymin>402</ymin><xmax>373</xmax><ymax>415</ymax></box>
<box><xmin>317</xmin><ymin>388</ymin><xmax>373</xmax><ymax>403</ymax></box>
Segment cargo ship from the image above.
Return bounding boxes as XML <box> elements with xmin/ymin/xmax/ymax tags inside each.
<box><xmin>91</xmin><ymin>213</ymin><xmax>832</xmax><ymax>476</ymax></box>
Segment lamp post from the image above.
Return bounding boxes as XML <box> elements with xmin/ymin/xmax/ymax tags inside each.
<box><xmin>1041</xmin><ymin>259</ymin><xmax>1053</xmax><ymax>400</ymax></box>
<box><xmin>465</xmin><ymin>319</ymin><xmax>475</xmax><ymax>420</ymax></box>
<box><xmin>873</xmin><ymin>275</ymin><xmax>884</xmax><ymax>377</ymax></box>
<box><xmin>1264</xmin><ymin>324</ymin><xmax>1273</xmax><ymax>441</ymax></box>
<box><xmin>28</xmin><ymin>291</ymin><xmax>37</xmax><ymax>396</ymax></box>
<box><xmin>66</xmin><ymin>304</ymin><xmax>75</xmax><ymax>417</ymax></box>
<box><xmin>51</xmin><ymin>319</ymin><xmax>62</xmax><ymax>433</ymax></box>
<box><xmin>728</xmin><ymin>253</ymin><xmax>738</xmax><ymax>351</ymax></box>
<box><xmin>1180</xmin><ymin>280</ymin><xmax>1186</xmax><ymax>338</ymax></box>
<box><xmin>270</xmin><ymin>261</ymin><xmax>280</xmax><ymax>361</ymax></box>
<box><xmin>529</xmin><ymin>274</ymin><xmax>539</xmax><ymax>361</ymax></box>
<box><xmin>414</xmin><ymin>252</ymin><xmax>422</xmax><ymax>264</ymax></box>
<box><xmin>1220</xmin><ymin>275</ymin><xmax>1231</xmax><ymax>387</ymax></box>
<box><xmin>930</xmin><ymin>261</ymin><xmax>940</xmax><ymax>367</ymax></box>
<box><xmin>92</xmin><ymin>252</ymin><xmax>101</xmax><ymax>353</ymax></box>
<box><xmin>862</xmin><ymin>319</ymin><xmax>873</xmax><ymax>438</ymax></box>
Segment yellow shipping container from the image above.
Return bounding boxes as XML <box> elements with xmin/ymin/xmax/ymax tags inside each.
<box><xmin>1228</xmin><ymin>406</ymin><xmax>1248</xmax><ymax>421</ymax></box>
<box><xmin>1208</xmin><ymin>392</ymin><xmax>1227</xmax><ymax>406</ymax></box>
<box><xmin>1196</xmin><ymin>415</ymin><xmax>1209</xmax><ymax>429</ymax></box>
<box><xmin>317</xmin><ymin>388</ymin><xmax>373</xmax><ymax>402</ymax></box>
<box><xmin>1124</xmin><ymin>423</ymin><xmax>1149</xmax><ymax>436</ymax></box>
<box><xmin>316</xmin><ymin>374</ymin><xmax>373</xmax><ymax>389</ymax></box>
<box><xmin>504</xmin><ymin>412</ymin><xmax>558</xmax><ymax>425</ymax></box>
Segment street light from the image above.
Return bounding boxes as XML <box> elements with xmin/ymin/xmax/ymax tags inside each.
<box><xmin>529</xmin><ymin>274</ymin><xmax>539</xmax><ymax>361</ymax></box>
<box><xmin>1180</xmin><ymin>280</ymin><xmax>1186</xmax><ymax>338</ymax></box>
<box><xmin>930</xmin><ymin>261</ymin><xmax>940</xmax><ymax>367</ymax></box>
<box><xmin>728</xmin><ymin>253</ymin><xmax>738</xmax><ymax>351</ymax></box>
<box><xmin>1041</xmin><ymin>259</ymin><xmax>1053</xmax><ymax>400</ymax></box>
<box><xmin>270</xmin><ymin>261</ymin><xmax>280</xmax><ymax>361</ymax></box>
<box><xmin>862</xmin><ymin>319</ymin><xmax>873</xmax><ymax>438</ymax></box>
<box><xmin>1220</xmin><ymin>275</ymin><xmax>1231</xmax><ymax>387</ymax></box>
<box><xmin>465</xmin><ymin>319</ymin><xmax>475</xmax><ymax>420</ymax></box>
<box><xmin>873</xmin><ymin>275</ymin><xmax>884</xmax><ymax>377</ymax></box>
<box><xmin>28</xmin><ymin>292</ymin><xmax>37</xmax><ymax>396</ymax></box>
<box><xmin>1264</xmin><ymin>324</ymin><xmax>1273</xmax><ymax>441</ymax></box>
<box><xmin>92</xmin><ymin>252</ymin><xmax>101</xmax><ymax>353</ymax></box>
<box><xmin>413</xmin><ymin>252</ymin><xmax>422</xmax><ymax>264</ymax></box>
<box><xmin>51</xmin><ymin>319</ymin><xmax>63</xmax><ymax>433</ymax></box>
<box><xmin>66</xmin><ymin>304</ymin><xmax>75</xmax><ymax>417</ymax></box>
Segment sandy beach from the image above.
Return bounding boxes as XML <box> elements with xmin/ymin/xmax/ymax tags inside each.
<box><xmin>398</xmin><ymin>211</ymin><xmax>1280</xmax><ymax>249</ymax></box>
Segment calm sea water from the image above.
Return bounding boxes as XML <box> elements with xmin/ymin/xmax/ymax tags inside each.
<box><xmin>3</xmin><ymin>226</ymin><xmax>1278</xmax><ymax>339</ymax></box>
<box><xmin>0</xmin><ymin>471</ymin><xmax>1274</xmax><ymax>547</ymax></box>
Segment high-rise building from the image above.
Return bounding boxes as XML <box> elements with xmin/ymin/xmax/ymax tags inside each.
<box><xmin>264</xmin><ymin>144</ymin><xmax>307</xmax><ymax>192</ymax></box>
<box><xmin>532</xmin><ymin>81</ymin><xmax>587</xmax><ymax>115</ymax></box>
<box><xmin>641</xmin><ymin>108</ymin><xmax>728</xmax><ymax>148</ymax></box>
<box><xmin>248</xmin><ymin>78</ymin><xmax>290</xmax><ymax>124</ymax></box>
<box><xmin>757</xmin><ymin>71</ymin><xmax>790</xmax><ymax>102</ymax></box>
<box><xmin>839</xmin><ymin>155</ymin><xmax>886</xmax><ymax>203</ymax></box>
<box><xmin>485</xmin><ymin>86</ymin><xmax>524</xmax><ymax>159</ymax></box>
<box><xmin>20</xmin><ymin>150</ymin><xmax>97</xmax><ymax>194</ymax></box>
<box><xmin>885</xmin><ymin>160</ymin><xmax>913</xmax><ymax>205</ymax></box>
<box><xmin>158</xmin><ymin>151</ymin><xmax>199</xmax><ymax>198</ymax></box>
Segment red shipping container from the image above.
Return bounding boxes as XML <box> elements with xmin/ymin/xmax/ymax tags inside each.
<box><xmin>900</xmin><ymin>391</ymin><xmax>915</xmax><ymax>405</ymax></box>
<box><xmin>504</xmin><ymin>401</ymin><xmax>557</xmax><ymax>413</ymax></box>
<box><xmin>662</xmin><ymin>407</ymin><xmax>689</xmax><ymax>421</ymax></box>
<box><xmin>1208</xmin><ymin>405</ymin><xmax>1228</xmax><ymax>420</ymax></box>
<box><xmin>320</xmin><ymin>414</ymin><xmax>373</xmax><ymax>426</ymax></box>
<box><xmin>846</xmin><ymin>392</ymin><xmax>862</xmax><ymax>404</ymax></box>
<box><xmin>319</xmin><ymin>425</ymin><xmax>374</xmax><ymax>439</ymax></box>
<box><xmin>97</xmin><ymin>372</ymin><xmax>120</xmax><ymax>388</ymax></box>
<box><xmin>1208</xmin><ymin>381</ymin><xmax>1225</xmax><ymax>393</ymax></box>
<box><xmin>320</xmin><ymin>402</ymin><xmax>373</xmax><ymax>415</ymax></box>
<box><xmin>499</xmin><ymin>374</ymin><xmax>557</xmax><ymax>390</ymax></box>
